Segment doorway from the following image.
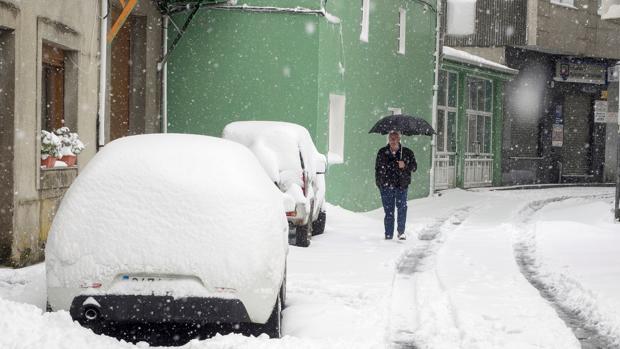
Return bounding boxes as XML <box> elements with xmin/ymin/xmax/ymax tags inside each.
<box><xmin>0</xmin><ymin>29</ymin><xmax>15</xmax><ymax>264</ymax></box>
<box><xmin>561</xmin><ymin>93</ymin><xmax>592</xmax><ymax>179</ymax></box>
<box><xmin>463</xmin><ymin>77</ymin><xmax>494</xmax><ymax>188</ymax></box>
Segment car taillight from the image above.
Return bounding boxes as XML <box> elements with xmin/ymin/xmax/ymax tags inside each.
<box><xmin>79</xmin><ymin>282</ymin><xmax>102</xmax><ymax>289</ymax></box>
<box><xmin>286</xmin><ymin>211</ymin><xmax>297</xmax><ymax>217</ymax></box>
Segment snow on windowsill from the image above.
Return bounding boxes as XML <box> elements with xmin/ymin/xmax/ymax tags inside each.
<box><xmin>549</xmin><ymin>1</ymin><xmax>578</xmax><ymax>10</ymax></box>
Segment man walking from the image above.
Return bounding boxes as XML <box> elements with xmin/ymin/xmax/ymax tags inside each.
<box><xmin>375</xmin><ymin>131</ymin><xmax>417</xmax><ymax>240</ymax></box>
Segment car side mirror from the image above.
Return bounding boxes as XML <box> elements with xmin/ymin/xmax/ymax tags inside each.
<box><xmin>315</xmin><ymin>154</ymin><xmax>327</xmax><ymax>174</ymax></box>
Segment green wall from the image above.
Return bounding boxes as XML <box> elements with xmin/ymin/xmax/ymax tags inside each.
<box><xmin>318</xmin><ymin>0</ymin><xmax>437</xmax><ymax>211</ymax></box>
<box><xmin>167</xmin><ymin>8</ymin><xmax>323</xmax><ymax>136</ymax></box>
<box><xmin>167</xmin><ymin>0</ymin><xmax>438</xmax><ymax>211</ymax></box>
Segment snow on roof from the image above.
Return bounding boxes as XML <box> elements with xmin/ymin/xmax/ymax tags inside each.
<box><xmin>443</xmin><ymin>46</ymin><xmax>518</xmax><ymax>75</ymax></box>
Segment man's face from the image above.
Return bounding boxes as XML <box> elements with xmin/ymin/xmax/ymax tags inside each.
<box><xmin>388</xmin><ymin>132</ymin><xmax>401</xmax><ymax>147</ymax></box>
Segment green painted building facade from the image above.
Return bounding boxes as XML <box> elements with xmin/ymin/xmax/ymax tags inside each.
<box><xmin>433</xmin><ymin>48</ymin><xmax>517</xmax><ymax>190</ymax></box>
<box><xmin>165</xmin><ymin>0</ymin><xmax>438</xmax><ymax>211</ymax></box>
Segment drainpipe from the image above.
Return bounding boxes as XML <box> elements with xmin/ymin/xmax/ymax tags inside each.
<box><xmin>159</xmin><ymin>16</ymin><xmax>168</xmax><ymax>133</ymax></box>
<box><xmin>615</xmin><ymin>62</ymin><xmax>620</xmax><ymax>221</ymax></box>
<box><xmin>428</xmin><ymin>0</ymin><xmax>442</xmax><ymax>196</ymax></box>
<box><xmin>97</xmin><ymin>0</ymin><xmax>108</xmax><ymax>148</ymax></box>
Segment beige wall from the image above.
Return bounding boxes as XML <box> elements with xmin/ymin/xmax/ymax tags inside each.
<box><xmin>0</xmin><ymin>0</ymin><xmax>163</xmax><ymax>266</ymax></box>
<box><xmin>537</xmin><ymin>0</ymin><xmax>620</xmax><ymax>59</ymax></box>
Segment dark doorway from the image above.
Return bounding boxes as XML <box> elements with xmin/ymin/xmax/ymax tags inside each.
<box><xmin>0</xmin><ymin>29</ymin><xmax>15</xmax><ymax>264</ymax></box>
<box><xmin>561</xmin><ymin>92</ymin><xmax>593</xmax><ymax>179</ymax></box>
<box><xmin>110</xmin><ymin>7</ymin><xmax>132</xmax><ymax>141</ymax></box>
<box><xmin>109</xmin><ymin>8</ymin><xmax>147</xmax><ymax>142</ymax></box>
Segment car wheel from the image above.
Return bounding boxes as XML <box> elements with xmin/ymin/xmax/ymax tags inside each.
<box><xmin>311</xmin><ymin>210</ymin><xmax>326</xmax><ymax>236</ymax></box>
<box><xmin>295</xmin><ymin>219</ymin><xmax>312</xmax><ymax>247</ymax></box>
<box><xmin>263</xmin><ymin>290</ymin><xmax>282</xmax><ymax>338</ymax></box>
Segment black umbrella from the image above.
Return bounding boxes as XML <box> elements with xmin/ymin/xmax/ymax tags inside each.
<box><xmin>369</xmin><ymin>114</ymin><xmax>435</xmax><ymax>136</ymax></box>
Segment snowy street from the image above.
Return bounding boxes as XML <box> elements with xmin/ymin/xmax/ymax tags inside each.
<box><xmin>1</xmin><ymin>187</ymin><xmax>620</xmax><ymax>349</ymax></box>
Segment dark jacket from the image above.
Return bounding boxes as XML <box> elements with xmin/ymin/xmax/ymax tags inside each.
<box><xmin>375</xmin><ymin>144</ymin><xmax>417</xmax><ymax>189</ymax></box>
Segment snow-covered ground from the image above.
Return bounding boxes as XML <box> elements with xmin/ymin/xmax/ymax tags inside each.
<box><xmin>1</xmin><ymin>187</ymin><xmax>619</xmax><ymax>348</ymax></box>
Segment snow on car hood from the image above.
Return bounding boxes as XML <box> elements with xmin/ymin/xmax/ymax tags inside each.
<box><xmin>46</xmin><ymin>134</ymin><xmax>288</xmax><ymax>297</ymax></box>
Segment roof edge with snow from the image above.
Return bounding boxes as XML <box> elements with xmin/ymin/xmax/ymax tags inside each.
<box><xmin>443</xmin><ymin>46</ymin><xmax>518</xmax><ymax>76</ymax></box>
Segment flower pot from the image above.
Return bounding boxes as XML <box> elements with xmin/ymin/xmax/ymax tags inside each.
<box><xmin>60</xmin><ymin>155</ymin><xmax>77</xmax><ymax>167</ymax></box>
<box><xmin>41</xmin><ymin>156</ymin><xmax>57</xmax><ymax>168</ymax></box>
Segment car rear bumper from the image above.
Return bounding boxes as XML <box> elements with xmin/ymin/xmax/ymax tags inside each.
<box><xmin>70</xmin><ymin>294</ymin><xmax>251</xmax><ymax>325</ymax></box>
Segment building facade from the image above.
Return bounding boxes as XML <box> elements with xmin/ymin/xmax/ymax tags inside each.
<box><xmin>0</xmin><ymin>0</ymin><xmax>162</xmax><ymax>266</ymax></box>
<box><xmin>434</xmin><ymin>47</ymin><xmax>517</xmax><ymax>190</ymax></box>
<box><xmin>164</xmin><ymin>0</ymin><xmax>438</xmax><ymax>211</ymax></box>
<box><xmin>444</xmin><ymin>0</ymin><xmax>620</xmax><ymax>185</ymax></box>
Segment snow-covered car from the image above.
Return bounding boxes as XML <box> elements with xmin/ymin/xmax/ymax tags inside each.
<box><xmin>222</xmin><ymin>121</ymin><xmax>327</xmax><ymax>247</ymax></box>
<box><xmin>45</xmin><ymin>134</ymin><xmax>289</xmax><ymax>339</ymax></box>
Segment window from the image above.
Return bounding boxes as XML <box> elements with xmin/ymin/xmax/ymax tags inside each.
<box><xmin>397</xmin><ymin>8</ymin><xmax>406</xmax><ymax>55</ymax></box>
<box><xmin>360</xmin><ymin>0</ymin><xmax>370</xmax><ymax>42</ymax></box>
<box><xmin>388</xmin><ymin>107</ymin><xmax>402</xmax><ymax>115</ymax></box>
<box><xmin>466</xmin><ymin>77</ymin><xmax>493</xmax><ymax>154</ymax></box>
<box><xmin>328</xmin><ymin>94</ymin><xmax>346</xmax><ymax>164</ymax></box>
<box><xmin>437</xmin><ymin>70</ymin><xmax>458</xmax><ymax>154</ymax></box>
<box><xmin>42</xmin><ymin>43</ymin><xmax>65</xmax><ymax>131</ymax></box>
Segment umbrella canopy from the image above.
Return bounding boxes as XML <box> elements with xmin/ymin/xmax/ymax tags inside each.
<box><xmin>369</xmin><ymin>114</ymin><xmax>435</xmax><ymax>136</ymax></box>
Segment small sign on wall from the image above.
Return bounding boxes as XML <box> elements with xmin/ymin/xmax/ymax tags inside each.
<box><xmin>594</xmin><ymin>100</ymin><xmax>608</xmax><ymax>123</ymax></box>
<box><xmin>554</xmin><ymin>61</ymin><xmax>606</xmax><ymax>85</ymax></box>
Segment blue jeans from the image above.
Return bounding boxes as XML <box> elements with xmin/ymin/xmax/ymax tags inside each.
<box><xmin>380</xmin><ymin>187</ymin><xmax>408</xmax><ymax>238</ymax></box>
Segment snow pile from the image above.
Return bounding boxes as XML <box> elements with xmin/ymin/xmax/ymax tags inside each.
<box><xmin>533</xmin><ymin>198</ymin><xmax>620</xmax><ymax>347</ymax></box>
<box><xmin>46</xmin><ymin>134</ymin><xmax>288</xmax><ymax>319</ymax></box>
<box><xmin>0</xmin><ymin>264</ymin><xmax>46</xmax><ymax>309</ymax></box>
<box><xmin>0</xmin><ymin>297</ymin><xmax>135</xmax><ymax>349</ymax></box>
<box><xmin>4</xmin><ymin>187</ymin><xmax>620</xmax><ymax>348</ymax></box>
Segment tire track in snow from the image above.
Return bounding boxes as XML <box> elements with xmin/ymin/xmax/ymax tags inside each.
<box><xmin>514</xmin><ymin>193</ymin><xmax>618</xmax><ymax>349</ymax></box>
<box><xmin>388</xmin><ymin>207</ymin><xmax>472</xmax><ymax>349</ymax></box>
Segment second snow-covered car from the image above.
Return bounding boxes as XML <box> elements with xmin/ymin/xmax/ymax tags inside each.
<box><xmin>222</xmin><ymin>121</ymin><xmax>327</xmax><ymax>247</ymax></box>
<box><xmin>45</xmin><ymin>134</ymin><xmax>289</xmax><ymax>340</ymax></box>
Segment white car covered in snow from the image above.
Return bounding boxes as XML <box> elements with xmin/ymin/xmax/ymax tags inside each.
<box><xmin>45</xmin><ymin>134</ymin><xmax>288</xmax><ymax>339</ymax></box>
<box><xmin>222</xmin><ymin>121</ymin><xmax>327</xmax><ymax>247</ymax></box>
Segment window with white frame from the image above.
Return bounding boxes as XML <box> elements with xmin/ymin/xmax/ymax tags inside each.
<box><xmin>388</xmin><ymin>107</ymin><xmax>402</xmax><ymax>115</ymax></box>
<box><xmin>360</xmin><ymin>0</ymin><xmax>370</xmax><ymax>42</ymax></box>
<box><xmin>466</xmin><ymin>77</ymin><xmax>493</xmax><ymax>154</ymax></box>
<box><xmin>550</xmin><ymin>0</ymin><xmax>575</xmax><ymax>8</ymax></box>
<box><xmin>328</xmin><ymin>94</ymin><xmax>346</xmax><ymax>164</ymax></box>
<box><xmin>397</xmin><ymin>8</ymin><xmax>406</xmax><ymax>55</ymax></box>
<box><xmin>437</xmin><ymin>70</ymin><xmax>458</xmax><ymax>154</ymax></box>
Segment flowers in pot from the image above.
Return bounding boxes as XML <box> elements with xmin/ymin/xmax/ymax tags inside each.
<box><xmin>40</xmin><ymin>130</ymin><xmax>61</xmax><ymax>168</ymax></box>
<box><xmin>55</xmin><ymin>127</ymin><xmax>85</xmax><ymax>167</ymax></box>
<box><xmin>40</xmin><ymin>127</ymin><xmax>86</xmax><ymax>168</ymax></box>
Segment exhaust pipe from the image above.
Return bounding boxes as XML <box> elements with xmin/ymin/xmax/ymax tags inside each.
<box><xmin>83</xmin><ymin>306</ymin><xmax>100</xmax><ymax>321</ymax></box>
